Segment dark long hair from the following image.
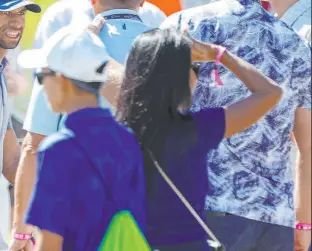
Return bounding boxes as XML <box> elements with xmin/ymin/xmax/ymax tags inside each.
<box><xmin>117</xmin><ymin>28</ymin><xmax>196</xmax><ymax>186</ymax></box>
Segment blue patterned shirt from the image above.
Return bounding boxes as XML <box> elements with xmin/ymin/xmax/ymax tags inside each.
<box><xmin>161</xmin><ymin>0</ymin><xmax>311</xmax><ymax>227</ymax></box>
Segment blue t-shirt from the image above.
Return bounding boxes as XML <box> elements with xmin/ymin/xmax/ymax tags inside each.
<box><xmin>147</xmin><ymin>108</ymin><xmax>225</xmax><ymax>247</ymax></box>
<box><xmin>26</xmin><ymin>108</ymin><xmax>146</xmax><ymax>250</ymax></box>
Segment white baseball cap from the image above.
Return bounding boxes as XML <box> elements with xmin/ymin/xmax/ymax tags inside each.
<box><xmin>18</xmin><ymin>26</ymin><xmax>111</xmax><ymax>84</ymax></box>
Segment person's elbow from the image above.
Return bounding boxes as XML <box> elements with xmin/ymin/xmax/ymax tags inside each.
<box><xmin>270</xmin><ymin>84</ymin><xmax>283</xmax><ymax>105</ymax></box>
<box><xmin>19</xmin><ymin>132</ymin><xmax>46</xmax><ymax>166</ymax></box>
<box><xmin>263</xmin><ymin>84</ymin><xmax>283</xmax><ymax>108</ymax></box>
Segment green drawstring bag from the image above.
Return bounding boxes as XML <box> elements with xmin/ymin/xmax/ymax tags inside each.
<box><xmin>98</xmin><ymin>211</ymin><xmax>151</xmax><ymax>251</ymax></box>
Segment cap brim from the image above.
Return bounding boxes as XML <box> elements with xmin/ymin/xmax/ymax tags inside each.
<box><xmin>0</xmin><ymin>0</ymin><xmax>41</xmax><ymax>13</ymax></box>
<box><xmin>18</xmin><ymin>49</ymin><xmax>48</xmax><ymax>69</ymax></box>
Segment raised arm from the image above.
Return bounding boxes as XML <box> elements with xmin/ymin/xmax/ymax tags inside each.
<box><xmin>191</xmin><ymin>38</ymin><xmax>283</xmax><ymax>139</ymax></box>
<box><xmin>220</xmin><ymin>50</ymin><xmax>282</xmax><ymax>138</ymax></box>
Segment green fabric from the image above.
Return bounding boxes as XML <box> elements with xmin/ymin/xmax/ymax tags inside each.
<box><xmin>98</xmin><ymin>211</ymin><xmax>151</xmax><ymax>251</ymax></box>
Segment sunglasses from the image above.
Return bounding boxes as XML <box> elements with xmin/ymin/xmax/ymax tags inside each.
<box><xmin>36</xmin><ymin>70</ymin><xmax>56</xmax><ymax>85</ymax></box>
<box><xmin>191</xmin><ymin>63</ymin><xmax>201</xmax><ymax>78</ymax></box>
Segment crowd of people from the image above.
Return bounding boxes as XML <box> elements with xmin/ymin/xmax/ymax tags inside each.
<box><xmin>0</xmin><ymin>0</ymin><xmax>311</xmax><ymax>251</ymax></box>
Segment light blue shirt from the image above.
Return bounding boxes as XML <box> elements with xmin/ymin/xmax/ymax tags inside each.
<box><xmin>98</xmin><ymin>9</ymin><xmax>150</xmax><ymax>64</ymax></box>
<box><xmin>24</xmin><ymin>6</ymin><xmax>151</xmax><ymax>136</ymax></box>
<box><xmin>280</xmin><ymin>0</ymin><xmax>311</xmax><ymax>45</ymax></box>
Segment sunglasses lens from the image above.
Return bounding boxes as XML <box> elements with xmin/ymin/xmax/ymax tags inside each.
<box><xmin>37</xmin><ymin>75</ymin><xmax>43</xmax><ymax>85</ymax></box>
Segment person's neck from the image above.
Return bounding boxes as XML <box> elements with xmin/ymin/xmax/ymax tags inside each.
<box><xmin>270</xmin><ymin>0</ymin><xmax>298</xmax><ymax>18</ymax></box>
<box><xmin>94</xmin><ymin>5</ymin><xmax>139</xmax><ymax>16</ymax></box>
<box><xmin>64</xmin><ymin>96</ymin><xmax>99</xmax><ymax>114</ymax></box>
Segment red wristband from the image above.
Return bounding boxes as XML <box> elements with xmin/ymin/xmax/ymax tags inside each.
<box><xmin>296</xmin><ymin>222</ymin><xmax>312</xmax><ymax>231</ymax></box>
<box><xmin>211</xmin><ymin>47</ymin><xmax>227</xmax><ymax>86</ymax></box>
<box><xmin>13</xmin><ymin>232</ymin><xmax>33</xmax><ymax>240</ymax></box>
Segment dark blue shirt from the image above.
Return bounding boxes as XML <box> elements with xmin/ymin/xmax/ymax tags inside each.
<box><xmin>26</xmin><ymin>108</ymin><xmax>146</xmax><ymax>251</ymax></box>
<box><xmin>147</xmin><ymin>108</ymin><xmax>225</xmax><ymax>247</ymax></box>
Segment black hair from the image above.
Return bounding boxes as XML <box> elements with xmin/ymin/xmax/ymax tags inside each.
<box><xmin>116</xmin><ymin>28</ymin><xmax>197</xmax><ymax>189</ymax></box>
<box><xmin>69</xmin><ymin>62</ymin><xmax>107</xmax><ymax>94</ymax></box>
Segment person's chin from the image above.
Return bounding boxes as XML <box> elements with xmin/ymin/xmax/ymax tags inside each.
<box><xmin>3</xmin><ymin>37</ymin><xmax>21</xmax><ymax>49</ymax></box>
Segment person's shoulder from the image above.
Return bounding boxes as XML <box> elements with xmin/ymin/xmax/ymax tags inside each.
<box><xmin>160</xmin><ymin>0</ymin><xmax>243</xmax><ymax>29</ymax></box>
<box><xmin>39</xmin><ymin>0</ymin><xmax>88</xmax><ymax>26</ymax></box>
<box><xmin>113</xmin><ymin>122</ymin><xmax>142</xmax><ymax>153</ymax></box>
<box><xmin>42</xmin><ymin>1</ymin><xmax>75</xmax><ymax>18</ymax></box>
<box><xmin>139</xmin><ymin>2</ymin><xmax>167</xmax><ymax>28</ymax></box>
<box><xmin>140</xmin><ymin>2</ymin><xmax>164</xmax><ymax>14</ymax></box>
<box><xmin>38</xmin><ymin>129</ymin><xmax>76</xmax><ymax>154</ymax></box>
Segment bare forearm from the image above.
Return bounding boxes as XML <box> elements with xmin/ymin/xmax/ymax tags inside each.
<box><xmin>295</xmin><ymin>152</ymin><xmax>311</xmax><ymax>223</ymax></box>
<box><xmin>3</xmin><ymin>149</ymin><xmax>20</xmax><ymax>184</ymax></box>
<box><xmin>13</xmin><ymin>148</ymin><xmax>37</xmax><ymax>231</ymax></box>
<box><xmin>2</xmin><ymin>130</ymin><xmax>21</xmax><ymax>184</ymax></box>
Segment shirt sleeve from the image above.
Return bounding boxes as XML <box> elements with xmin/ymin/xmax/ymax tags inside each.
<box><xmin>292</xmin><ymin>49</ymin><xmax>311</xmax><ymax>111</ymax></box>
<box><xmin>33</xmin><ymin>2</ymin><xmax>73</xmax><ymax>49</ymax></box>
<box><xmin>139</xmin><ymin>2</ymin><xmax>167</xmax><ymax>28</ymax></box>
<box><xmin>191</xmin><ymin>108</ymin><xmax>226</xmax><ymax>149</ymax></box>
<box><xmin>25</xmin><ymin>139</ymin><xmax>74</xmax><ymax>237</ymax></box>
<box><xmin>159</xmin><ymin>12</ymin><xmax>181</xmax><ymax>30</ymax></box>
<box><xmin>23</xmin><ymin>80</ymin><xmax>60</xmax><ymax>136</ymax></box>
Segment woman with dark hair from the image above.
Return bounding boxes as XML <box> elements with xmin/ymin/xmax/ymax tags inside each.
<box><xmin>116</xmin><ymin>28</ymin><xmax>282</xmax><ymax>251</ymax></box>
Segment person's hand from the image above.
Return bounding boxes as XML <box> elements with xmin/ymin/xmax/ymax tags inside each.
<box><xmin>9</xmin><ymin>239</ymin><xmax>33</xmax><ymax>251</ymax></box>
<box><xmin>184</xmin><ymin>31</ymin><xmax>219</xmax><ymax>62</ymax></box>
<box><xmin>87</xmin><ymin>15</ymin><xmax>105</xmax><ymax>35</ymax></box>
<box><xmin>295</xmin><ymin>229</ymin><xmax>311</xmax><ymax>251</ymax></box>
<box><xmin>9</xmin><ymin>225</ymin><xmax>34</xmax><ymax>251</ymax></box>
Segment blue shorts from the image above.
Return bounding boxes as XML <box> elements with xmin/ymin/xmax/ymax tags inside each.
<box><xmin>206</xmin><ymin>214</ymin><xmax>311</xmax><ymax>251</ymax></box>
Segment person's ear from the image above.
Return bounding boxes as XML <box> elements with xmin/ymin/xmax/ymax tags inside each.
<box><xmin>60</xmin><ymin>75</ymin><xmax>73</xmax><ymax>94</ymax></box>
<box><xmin>140</xmin><ymin>0</ymin><xmax>146</xmax><ymax>7</ymax></box>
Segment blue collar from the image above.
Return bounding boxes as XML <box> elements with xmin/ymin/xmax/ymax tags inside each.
<box><xmin>99</xmin><ymin>9</ymin><xmax>142</xmax><ymax>21</ymax></box>
<box><xmin>65</xmin><ymin>108</ymin><xmax>113</xmax><ymax>128</ymax></box>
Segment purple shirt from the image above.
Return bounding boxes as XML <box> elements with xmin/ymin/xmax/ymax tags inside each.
<box><xmin>146</xmin><ymin>108</ymin><xmax>225</xmax><ymax>246</ymax></box>
<box><xmin>26</xmin><ymin>108</ymin><xmax>146</xmax><ymax>251</ymax></box>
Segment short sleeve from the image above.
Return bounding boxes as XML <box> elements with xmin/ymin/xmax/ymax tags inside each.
<box><xmin>7</xmin><ymin>117</ymin><xmax>12</xmax><ymax>130</ymax></box>
<box><xmin>33</xmin><ymin>2</ymin><xmax>73</xmax><ymax>49</ymax></box>
<box><xmin>292</xmin><ymin>51</ymin><xmax>311</xmax><ymax>111</ymax></box>
<box><xmin>191</xmin><ymin>108</ymin><xmax>225</xmax><ymax>149</ymax></box>
<box><xmin>139</xmin><ymin>2</ymin><xmax>167</xmax><ymax>28</ymax></box>
<box><xmin>159</xmin><ymin>12</ymin><xmax>181</xmax><ymax>30</ymax></box>
<box><xmin>25</xmin><ymin>139</ymin><xmax>74</xmax><ymax>236</ymax></box>
<box><xmin>23</xmin><ymin>80</ymin><xmax>60</xmax><ymax>136</ymax></box>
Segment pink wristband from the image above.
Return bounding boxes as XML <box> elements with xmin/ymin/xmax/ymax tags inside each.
<box><xmin>296</xmin><ymin>222</ymin><xmax>312</xmax><ymax>231</ymax></box>
<box><xmin>13</xmin><ymin>232</ymin><xmax>33</xmax><ymax>241</ymax></box>
<box><xmin>211</xmin><ymin>47</ymin><xmax>227</xmax><ymax>86</ymax></box>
